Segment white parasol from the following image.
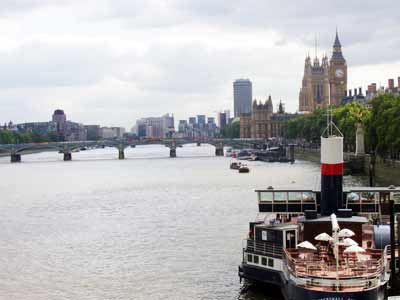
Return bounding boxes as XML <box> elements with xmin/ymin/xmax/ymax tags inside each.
<box><xmin>343</xmin><ymin>245</ymin><xmax>366</xmax><ymax>254</ymax></box>
<box><xmin>297</xmin><ymin>240</ymin><xmax>317</xmax><ymax>250</ymax></box>
<box><xmin>340</xmin><ymin>238</ymin><xmax>358</xmax><ymax>247</ymax></box>
<box><xmin>314</xmin><ymin>232</ymin><xmax>333</xmax><ymax>242</ymax></box>
<box><xmin>338</xmin><ymin>228</ymin><xmax>355</xmax><ymax>238</ymax></box>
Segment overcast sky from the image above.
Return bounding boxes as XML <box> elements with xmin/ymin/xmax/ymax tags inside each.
<box><xmin>1</xmin><ymin>0</ymin><xmax>400</xmax><ymax>129</ymax></box>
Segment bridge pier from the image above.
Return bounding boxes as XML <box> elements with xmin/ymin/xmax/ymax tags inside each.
<box><xmin>10</xmin><ymin>154</ymin><xmax>21</xmax><ymax>163</ymax></box>
<box><xmin>215</xmin><ymin>142</ymin><xmax>224</xmax><ymax>156</ymax></box>
<box><xmin>118</xmin><ymin>149</ymin><xmax>125</xmax><ymax>160</ymax></box>
<box><xmin>63</xmin><ymin>152</ymin><xmax>72</xmax><ymax>161</ymax></box>
<box><xmin>215</xmin><ymin>147</ymin><xmax>224</xmax><ymax>156</ymax></box>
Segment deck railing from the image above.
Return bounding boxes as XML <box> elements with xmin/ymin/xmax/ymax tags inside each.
<box><xmin>283</xmin><ymin>248</ymin><xmax>386</xmax><ymax>291</ymax></box>
<box><xmin>245</xmin><ymin>239</ymin><xmax>283</xmax><ymax>258</ymax></box>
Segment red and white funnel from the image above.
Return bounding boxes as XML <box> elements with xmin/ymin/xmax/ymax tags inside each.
<box><xmin>320</xmin><ymin>114</ymin><xmax>344</xmax><ymax>215</ymax></box>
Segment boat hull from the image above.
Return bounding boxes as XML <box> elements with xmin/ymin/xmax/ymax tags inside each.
<box><xmin>287</xmin><ymin>281</ymin><xmax>388</xmax><ymax>300</ymax></box>
<box><xmin>239</xmin><ymin>263</ymin><xmax>285</xmax><ymax>287</ymax></box>
<box><xmin>239</xmin><ymin>263</ymin><xmax>388</xmax><ymax>300</ymax></box>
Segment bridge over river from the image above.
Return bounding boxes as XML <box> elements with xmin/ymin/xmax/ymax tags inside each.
<box><xmin>0</xmin><ymin>138</ymin><xmax>268</xmax><ymax>162</ymax></box>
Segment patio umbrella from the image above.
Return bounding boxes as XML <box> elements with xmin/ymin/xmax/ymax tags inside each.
<box><xmin>340</xmin><ymin>238</ymin><xmax>358</xmax><ymax>247</ymax></box>
<box><xmin>338</xmin><ymin>228</ymin><xmax>355</xmax><ymax>238</ymax></box>
<box><xmin>343</xmin><ymin>245</ymin><xmax>366</xmax><ymax>254</ymax></box>
<box><xmin>314</xmin><ymin>232</ymin><xmax>333</xmax><ymax>242</ymax></box>
<box><xmin>297</xmin><ymin>241</ymin><xmax>317</xmax><ymax>250</ymax></box>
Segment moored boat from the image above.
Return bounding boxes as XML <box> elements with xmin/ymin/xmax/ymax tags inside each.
<box><xmin>238</xmin><ymin>164</ymin><xmax>250</xmax><ymax>173</ymax></box>
<box><xmin>238</xmin><ymin>114</ymin><xmax>398</xmax><ymax>300</ymax></box>
<box><xmin>230</xmin><ymin>162</ymin><xmax>241</xmax><ymax>170</ymax></box>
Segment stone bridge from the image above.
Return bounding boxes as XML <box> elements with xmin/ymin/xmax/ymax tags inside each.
<box><xmin>0</xmin><ymin>138</ymin><xmax>267</xmax><ymax>162</ymax></box>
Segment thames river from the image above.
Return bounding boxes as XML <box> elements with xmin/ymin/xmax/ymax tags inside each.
<box><xmin>0</xmin><ymin>144</ymin><xmax>364</xmax><ymax>300</ymax></box>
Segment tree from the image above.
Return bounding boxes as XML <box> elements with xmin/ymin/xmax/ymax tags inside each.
<box><xmin>221</xmin><ymin>121</ymin><xmax>240</xmax><ymax>138</ymax></box>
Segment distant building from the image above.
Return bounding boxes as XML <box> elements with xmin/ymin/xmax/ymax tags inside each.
<box><xmin>234</xmin><ymin>79</ymin><xmax>252</xmax><ymax>117</ymax></box>
<box><xmin>65</xmin><ymin>121</ymin><xmax>87</xmax><ymax>141</ymax></box>
<box><xmin>17</xmin><ymin>122</ymin><xmax>57</xmax><ymax>135</ymax></box>
<box><xmin>178</xmin><ymin>120</ymin><xmax>188</xmax><ymax>133</ymax></box>
<box><xmin>135</xmin><ymin>114</ymin><xmax>175</xmax><ymax>139</ymax></box>
<box><xmin>52</xmin><ymin>109</ymin><xmax>67</xmax><ymax>135</ymax></box>
<box><xmin>197</xmin><ymin>115</ymin><xmax>206</xmax><ymax>128</ymax></box>
<box><xmin>299</xmin><ymin>31</ymin><xmax>347</xmax><ymax>112</ymax></box>
<box><xmin>100</xmin><ymin>127</ymin><xmax>115</xmax><ymax>139</ymax></box>
<box><xmin>84</xmin><ymin>125</ymin><xmax>101</xmax><ymax>140</ymax></box>
<box><xmin>342</xmin><ymin>77</ymin><xmax>400</xmax><ymax>106</ymax></box>
<box><xmin>240</xmin><ymin>96</ymin><xmax>296</xmax><ymax>139</ymax></box>
<box><xmin>218</xmin><ymin>112</ymin><xmax>227</xmax><ymax>130</ymax></box>
<box><xmin>111</xmin><ymin>127</ymin><xmax>125</xmax><ymax>139</ymax></box>
<box><xmin>341</xmin><ymin>88</ymin><xmax>367</xmax><ymax>106</ymax></box>
<box><xmin>188</xmin><ymin>117</ymin><xmax>196</xmax><ymax>125</ymax></box>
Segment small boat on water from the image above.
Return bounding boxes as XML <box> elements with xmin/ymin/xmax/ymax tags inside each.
<box><xmin>237</xmin><ymin>150</ymin><xmax>252</xmax><ymax>160</ymax></box>
<box><xmin>248</xmin><ymin>154</ymin><xmax>258</xmax><ymax>161</ymax></box>
<box><xmin>225</xmin><ymin>147</ymin><xmax>233</xmax><ymax>157</ymax></box>
<box><xmin>230</xmin><ymin>162</ymin><xmax>241</xmax><ymax>170</ymax></box>
<box><xmin>238</xmin><ymin>164</ymin><xmax>250</xmax><ymax>173</ymax></box>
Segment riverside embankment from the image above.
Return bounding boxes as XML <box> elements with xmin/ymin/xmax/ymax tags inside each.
<box><xmin>295</xmin><ymin>148</ymin><xmax>400</xmax><ymax>186</ymax></box>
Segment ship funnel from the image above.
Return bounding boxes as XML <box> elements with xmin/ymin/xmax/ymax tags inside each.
<box><xmin>320</xmin><ymin>109</ymin><xmax>344</xmax><ymax>215</ymax></box>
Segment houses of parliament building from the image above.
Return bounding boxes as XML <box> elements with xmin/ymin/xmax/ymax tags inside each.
<box><xmin>299</xmin><ymin>31</ymin><xmax>347</xmax><ymax>112</ymax></box>
<box><xmin>239</xmin><ymin>31</ymin><xmax>347</xmax><ymax>139</ymax></box>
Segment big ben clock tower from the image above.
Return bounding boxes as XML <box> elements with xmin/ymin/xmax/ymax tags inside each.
<box><xmin>329</xmin><ymin>30</ymin><xmax>347</xmax><ymax>105</ymax></box>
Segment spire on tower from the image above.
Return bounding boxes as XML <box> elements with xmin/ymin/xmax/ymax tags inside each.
<box><xmin>334</xmin><ymin>28</ymin><xmax>341</xmax><ymax>48</ymax></box>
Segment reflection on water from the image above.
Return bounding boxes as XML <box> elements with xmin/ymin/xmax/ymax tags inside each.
<box><xmin>0</xmin><ymin>144</ymin><xmax>364</xmax><ymax>300</ymax></box>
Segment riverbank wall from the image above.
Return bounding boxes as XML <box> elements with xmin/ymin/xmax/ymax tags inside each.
<box><xmin>295</xmin><ymin>148</ymin><xmax>400</xmax><ymax>186</ymax></box>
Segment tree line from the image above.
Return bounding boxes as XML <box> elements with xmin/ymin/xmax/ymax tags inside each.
<box><xmin>0</xmin><ymin>130</ymin><xmax>62</xmax><ymax>144</ymax></box>
<box><xmin>285</xmin><ymin>93</ymin><xmax>400</xmax><ymax>159</ymax></box>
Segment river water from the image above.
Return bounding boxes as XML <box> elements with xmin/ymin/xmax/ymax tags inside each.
<box><xmin>0</xmin><ymin>144</ymin><xmax>365</xmax><ymax>300</ymax></box>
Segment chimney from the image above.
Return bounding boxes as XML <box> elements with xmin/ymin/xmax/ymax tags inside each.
<box><xmin>359</xmin><ymin>87</ymin><xmax>362</xmax><ymax>95</ymax></box>
<box><xmin>349</xmin><ymin>89</ymin><xmax>352</xmax><ymax>97</ymax></box>
<box><xmin>354</xmin><ymin>88</ymin><xmax>357</xmax><ymax>96</ymax></box>
<box><xmin>389</xmin><ymin>79</ymin><xmax>394</xmax><ymax>89</ymax></box>
<box><xmin>321</xmin><ymin>135</ymin><xmax>344</xmax><ymax>215</ymax></box>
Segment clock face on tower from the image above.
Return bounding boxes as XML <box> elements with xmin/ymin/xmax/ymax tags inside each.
<box><xmin>335</xmin><ymin>69</ymin><xmax>344</xmax><ymax>78</ymax></box>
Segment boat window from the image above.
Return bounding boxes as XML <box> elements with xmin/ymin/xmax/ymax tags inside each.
<box><xmin>261</xmin><ymin>257</ymin><xmax>267</xmax><ymax>266</ymax></box>
<box><xmin>288</xmin><ymin>192</ymin><xmax>302</xmax><ymax>201</ymax></box>
<box><xmin>247</xmin><ymin>254</ymin><xmax>253</xmax><ymax>263</ymax></box>
<box><xmin>261</xmin><ymin>230</ymin><xmax>267</xmax><ymax>241</ymax></box>
<box><xmin>268</xmin><ymin>258</ymin><xmax>274</xmax><ymax>267</ymax></box>
<box><xmin>347</xmin><ymin>192</ymin><xmax>360</xmax><ymax>202</ymax></box>
<box><xmin>274</xmin><ymin>192</ymin><xmax>287</xmax><ymax>201</ymax></box>
<box><xmin>302</xmin><ymin>192</ymin><xmax>315</xmax><ymax>202</ymax></box>
<box><xmin>260</xmin><ymin>192</ymin><xmax>273</xmax><ymax>202</ymax></box>
<box><xmin>361</xmin><ymin>192</ymin><xmax>375</xmax><ymax>201</ymax></box>
<box><xmin>253</xmin><ymin>255</ymin><xmax>259</xmax><ymax>264</ymax></box>
<box><xmin>391</xmin><ymin>192</ymin><xmax>400</xmax><ymax>204</ymax></box>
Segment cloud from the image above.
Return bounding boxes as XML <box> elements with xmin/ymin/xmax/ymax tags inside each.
<box><xmin>0</xmin><ymin>41</ymin><xmax>113</xmax><ymax>88</ymax></box>
<box><xmin>0</xmin><ymin>0</ymin><xmax>400</xmax><ymax>128</ymax></box>
<box><xmin>0</xmin><ymin>0</ymin><xmax>70</xmax><ymax>16</ymax></box>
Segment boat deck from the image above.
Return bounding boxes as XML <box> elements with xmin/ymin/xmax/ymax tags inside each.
<box><xmin>285</xmin><ymin>247</ymin><xmax>383</xmax><ymax>279</ymax></box>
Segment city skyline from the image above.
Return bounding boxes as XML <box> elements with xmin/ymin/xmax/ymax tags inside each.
<box><xmin>1</xmin><ymin>1</ymin><xmax>400</xmax><ymax>128</ymax></box>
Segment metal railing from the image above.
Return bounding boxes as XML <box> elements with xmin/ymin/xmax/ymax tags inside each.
<box><xmin>245</xmin><ymin>239</ymin><xmax>283</xmax><ymax>258</ymax></box>
<box><xmin>283</xmin><ymin>248</ymin><xmax>386</xmax><ymax>291</ymax></box>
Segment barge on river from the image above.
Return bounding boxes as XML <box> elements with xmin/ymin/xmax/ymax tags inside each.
<box><xmin>239</xmin><ymin>119</ymin><xmax>400</xmax><ymax>300</ymax></box>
